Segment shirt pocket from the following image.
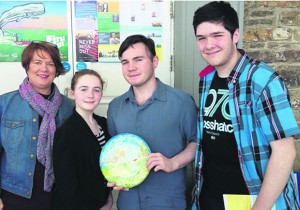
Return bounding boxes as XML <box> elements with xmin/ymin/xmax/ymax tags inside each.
<box><xmin>1</xmin><ymin>119</ymin><xmax>25</xmax><ymax>146</ymax></box>
<box><xmin>238</xmin><ymin>102</ymin><xmax>255</xmax><ymax>133</ymax></box>
<box><xmin>1</xmin><ymin>119</ymin><xmax>25</xmax><ymax>176</ymax></box>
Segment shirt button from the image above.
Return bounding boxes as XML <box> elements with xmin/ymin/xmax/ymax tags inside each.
<box><xmin>232</xmin><ymin>79</ymin><xmax>236</xmax><ymax>83</ymax></box>
<box><xmin>32</xmin><ymin>136</ymin><xmax>36</xmax><ymax>140</ymax></box>
<box><xmin>11</xmin><ymin>123</ymin><xmax>16</xmax><ymax>127</ymax></box>
<box><xmin>28</xmin><ymin>172</ymin><xmax>32</xmax><ymax>176</ymax></box>
<box><xmin>32</xmin><ymin>118</ymin><xmax>37</xmax><ymax>122</ymax></box>
<box><xmin>30</xmin><ymin>154</ymin><xmax>35</xmax><ymax>159</ymax></box>
<box><xmin>26</xmin><ymin>191</ymin><xmax>30</xmax><ymax>196</ymax></box>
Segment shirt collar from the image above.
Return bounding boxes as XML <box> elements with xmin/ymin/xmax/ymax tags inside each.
<box><xmin>199</xmin><ymin>49</ymin><xmax>252</xmax><ymax>85</ymax></box>
<box><xmin>124</xmin><ymin>78</ymin><xmax>166</xmax><ymax>103</ymax></box>
<box><xmin>227</xmin><ymin>49</ymin><xmax>252</xmax><ymax>84</ymax></box>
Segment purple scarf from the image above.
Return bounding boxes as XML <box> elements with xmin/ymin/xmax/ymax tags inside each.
<box><xmin>19</xmin><ymin>78</ymin><xmax>62</xmax><ymax>192</ymax></box>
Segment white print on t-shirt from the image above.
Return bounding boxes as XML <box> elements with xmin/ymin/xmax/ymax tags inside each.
<box><xmin>204</xmin><ymin>120</ymin><xmax>233</xmax><ymax>133</ymax></box>
<box><xmin>206</xmin><ymin>130</ymin><xmax>220</xmax><ymax>140</ymax></box>
<box><xmin>204</xmin><ymin>89</ymin><xmax>233</xmax><ymax>136</ymax></box>
<box><xmin>205</xmin><ymin>89</ymin><xmax>230</xmax><ymax>120</ymax></box>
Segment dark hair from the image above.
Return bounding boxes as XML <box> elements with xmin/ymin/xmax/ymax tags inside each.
<box><xmin>22</xmin><ymin>41</ymin><xmax>65</xmax><ymax>77</ymax></box>
<box><xmin>71</xmin><ymin>69</ymin><xmax>104</xmax><ymax>91</ymax></box>
<box><xmin>118</xmin><ymin>34</ymin><xmax>156</xmax><ymax>60</ymax></box>
<box><xmin>193</xmin><ymin>1</ymin><xmax>239</xmax><ymax>37</ymax></box>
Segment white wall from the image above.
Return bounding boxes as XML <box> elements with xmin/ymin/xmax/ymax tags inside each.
<box><xmin>0</xmin><ymin>1</ymin><xmax>173</xmax><ymax>117</ymax></box>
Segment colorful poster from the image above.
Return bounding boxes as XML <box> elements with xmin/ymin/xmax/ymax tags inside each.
<box><xmin>74</xmin><ymin>0</ymin><xmax>98</xmax><ymax>62</ymax></box>
<box><xmin>97</xmin><ymin>0</ymin><xmax>120</xmax><ymax>62</ymax></box>
<box><xmin>97</xmin><ymin>0</ymin><xmax>163</xmax><ymax>63</ymax></box>
<box><xmin>0</xmin><ymin>1</ymin><xmax>68</xmax><ymax>62</ymax></box>
<box><xmin>75</xmin><ymin>30</ymin><xmax>98</xmax><ymax>62</ymax></box>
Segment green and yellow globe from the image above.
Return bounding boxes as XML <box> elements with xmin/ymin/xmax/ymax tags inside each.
<box><xmin>100</xmin><ymin>133</ymin><xmax>151</xmax><ymax>188</ymax></box>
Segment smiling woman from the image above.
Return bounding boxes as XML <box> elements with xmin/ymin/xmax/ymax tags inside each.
<box><xmin>20</xmin><ymin>41</ymin><xmax>65</xmax><ymax>95</ymax></box>
<box><xmin>0</xmin><ymin>41</ymin><xmax>74</xmax><ymax>210</ymax></box>
<box><xmin>26</xmin><ymin>50</ymin><xmax>57</xmax><ymax>95</ymax></box>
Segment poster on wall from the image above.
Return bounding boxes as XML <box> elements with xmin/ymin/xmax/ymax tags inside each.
<box><xmin>73</xmin><ymin>0</ymin><xmax>163</xmax><ymax>63</ymax></box>
<box><xmin>74</xmin><ymin>0</ymin><xmax>98</xmax><ymax>62</ymax></box>
<box><xmin>97</xmin><ymin>0</ymin><xmax>163</xmax><ymax>63</ymax></box>
<box><xmin>97</xmin><ymin>0</ymin><xmax>121</xmax><ymax>62</ymax></box>
<box><xmin>0</xmin><ymin>0</ymin><xmax>68</xmax><ymax>62</ymax></box>
<box><xmin>119</xmin><ymin>0</ymin><xmax>163</xmax><ymax>61</ymax></box>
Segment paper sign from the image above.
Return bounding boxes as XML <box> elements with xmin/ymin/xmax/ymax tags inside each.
<box><xmin>223</xmin><ymin>194</ymin><xmax>276</xmax><ymax>210</ymax></box>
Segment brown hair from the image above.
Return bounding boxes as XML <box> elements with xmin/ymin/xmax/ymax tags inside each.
<box><xmin>71</xmin><ymin>69</ymin><xmax>105</xmax><ymax>91</ymax></box>
<box><xmin>21</xmin><ymin>41</ymin><xmax>65</xmax><ymax>77</ymax></box>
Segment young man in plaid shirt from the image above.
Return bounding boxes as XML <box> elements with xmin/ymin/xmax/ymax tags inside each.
<box><xmin>192</xmin><ymin>1</ymin><xmax>300</xmax><ymax>210</ymax></box>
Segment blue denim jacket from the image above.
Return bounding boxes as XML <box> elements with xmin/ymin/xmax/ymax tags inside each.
<box><xmin>0</xmin><ymin>90</ymin><xmax>73</xmax><ymax>198</ymax></box>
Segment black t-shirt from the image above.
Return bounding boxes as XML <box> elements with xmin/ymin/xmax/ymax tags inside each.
<box><xmin>199</xmin><ymin>73</ymin><xmax>248</xmax><ymax>210</ymax></box>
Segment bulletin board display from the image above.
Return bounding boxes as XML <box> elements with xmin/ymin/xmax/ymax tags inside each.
<box><xmin>0</xmin><ymin>0</ymin><xmax>172</xmax><ymax>111</ymax></box>
<box><xmin>74</xmin><ymin>0</ymin><xmax>164</xmax><ymax>63</ymax></box>
<box><xmin>0</xmin><ymin>0</ymin><xmax>164</xmax><ymax>63</ymax></box>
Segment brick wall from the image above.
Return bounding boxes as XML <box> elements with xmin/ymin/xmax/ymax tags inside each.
<box><xmin>243</xmin><ymin>1</ymin><xmax>300</xmax><ymax>139</ymax></box>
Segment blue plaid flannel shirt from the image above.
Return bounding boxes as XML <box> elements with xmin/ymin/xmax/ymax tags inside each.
<box><xmin>192</xmin><ymin>51</ymin><xmax>300</xmax><ymax>210</ymax></box>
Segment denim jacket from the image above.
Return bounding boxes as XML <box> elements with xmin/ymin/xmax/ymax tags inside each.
<box><xmin>0</xmin><ymin>90</ymin><xmax>73</xmax><ymax>198</ymax></box>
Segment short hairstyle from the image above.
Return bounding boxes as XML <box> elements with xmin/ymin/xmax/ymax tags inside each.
<box><xmin>193</xmin><ymin>1</ymin><xmax>239</xmax><ymax>37</ymax></box>
<box><xmin>71</xmin><ymin>69</ymin><xmax>104</xmax><ymax>91</ymax></box>
<box><xmin>22</xmin><ymin>41</ymin><xmax>65</xmax><ymax>77</ymax></box>
<box><xmin>118</xmin><ymin>34</ymin><xmax>156</xmax><ymax>60</ymax></box>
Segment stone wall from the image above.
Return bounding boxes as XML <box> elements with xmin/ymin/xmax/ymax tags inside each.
<box><xmin>243</xmin><ymin>1</ymin><xmax>300</xmax><ymax>139</ymax></box>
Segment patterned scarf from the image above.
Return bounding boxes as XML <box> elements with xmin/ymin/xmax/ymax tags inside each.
<box><xmin>19</xmin><ymin>78</ymin><xmax>62</xmax><ymax>192</ymax></box>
